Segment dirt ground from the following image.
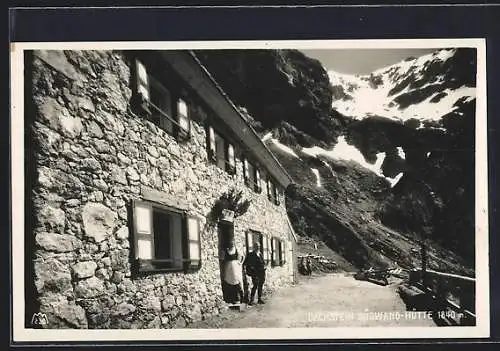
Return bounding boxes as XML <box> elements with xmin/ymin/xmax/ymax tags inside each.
<box><xmin>188</xmin><ymin>273</ymin><xmax>437</xmax><ymax>328</ymax></box>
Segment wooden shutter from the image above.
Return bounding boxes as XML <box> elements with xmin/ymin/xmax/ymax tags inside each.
<box><xmin>262</xmin><ymin>235</ymin><xmax>269</xmax><ymax>265</ymax></box>
<box><xmin>267</xmin><ymin>178</ymin><xmax>272</xmax><ymax>201</ymax></box>
<box><xmin>177</xmin><ymin>99</ymin><xmax>190</xmax><ymax>136</ymax></box>
<box><xmin>227</xmin><ymin>143</ymin><xmax>236</xmax><ymax>173</ymax></box>
<box><xmin>133</xmin><ymin>200</ymin><xmax>154</xmax><ymax>269</ymax></box>
<box><xmin>245</xmin><ymin>230</ymin><xmax>253</xmax><ymax>253</ymax></box>
<box><xmin>255</xmin><ymin>168</ymin><xmax>261</xmax><ymax>192</ymax></box>
<box><xmin>135</xmin><ymin>59</ymin><xmax>150</xmax><ymax>102</ymax></box>
<box><xmin>282</xmin><ymin>240</ymin><xmax>287</xmax><ymax>264</ymax></box>
<box><xmin>207</xmin><ymin>126</ymin><xmax>216</xmax><ymax>161</ymax></box>
<box><xmin>271</xmin><ymin>237</ymin><xmax>278</xmax><ymax>266</ymax></box>
<box><xmin>243</xmin><ymin>158</ymin><xmax>250</xmax><ymax>185</ymax></box>
<box><xmin>261</xmin><ymin>234</ymin><xmax>267</xmax><ymax>263</ymax></box>
<box><xmin>186</xmin><ymin>215</ymin><xmax>201</xmax><ymax>271</ymax></box>
<box><xmin>274</xmin><ymin>185</ymin><xmax>281</xmax><ymax>206</ymax></box>
<box><xmin>268</xmin><ymin>179</ymin><xmax>276</xmax><ymax>203</ymax></box>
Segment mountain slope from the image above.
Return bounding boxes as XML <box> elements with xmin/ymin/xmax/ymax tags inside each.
<box><xmin>197</xmin><ymin>48</ymin><xmax>476</xmax><ymax>274</ymax></box>
<box><xmin>329</xmin><ymin>48</ymin><xmax>476</xmax><ymax>123</ymax></box>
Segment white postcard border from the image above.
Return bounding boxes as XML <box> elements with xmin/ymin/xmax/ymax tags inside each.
<box><xmin>10</xmin><ymin>38</ymin><xmax>489</xmax><ymax>342</ymax></box>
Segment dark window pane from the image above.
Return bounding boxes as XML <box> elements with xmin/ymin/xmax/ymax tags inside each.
<box><xmin>247</xmin><ymin>162</ymin><xmax>255</xmax><ymax>187</ymax></box>
<box><xmin>153</xmin><ymin>209</ymin><xmax>171</xmax><ymax>260</ymax></box>
<box><xmin>151</xmin><ymin>208</ymin><xmax>184</xmax><ymax>270</ymax></box>
<box><xmin>215</xmin><ymin>132</ymin><xmax>225</xmax><ymax>169</ymax></box>
<box><xmin>150</xmin><ymin>77</ymin><xmax>173</xmax><ymax>134</ymax></box>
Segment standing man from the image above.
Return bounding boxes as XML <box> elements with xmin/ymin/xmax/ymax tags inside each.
<box><xmin>243</xmin><ymin>241</ymin><xmax>266</xmax><ymax>305</ymax></box>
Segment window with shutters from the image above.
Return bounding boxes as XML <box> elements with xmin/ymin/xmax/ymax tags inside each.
<box><xmin>245</xmin><ymin>230</ymin><xmax>270</xmax><ymax>266</ymax></box>
<box><xmin>206</xmin><ymin>125</ymin><xmax>236</xmax><ymax>175</ymax></box>
<box><xmin>133</xmin><ymin>58</ymin><xmax>191</xmax><ymax>140</ymax></box>
<box><xmin>245</xmin><ymin>230</ymin><xmax>259</xmax><ymax>254</ymax></box>
<box><xmin>132</xmin><ymin>200</ymin><xmax>201</xmax><ymax>273</ymax></box>
<box><xmin>267</xmin><ymin>177</ymin><xmax>281</xmax><ymax>206</ymax></box>
<box><xmin>243</xmin><ymin>158</ymin><xmax>262</xmax><ymax>193</ymax></box>
<box><xmin>275</xmin><ymin>185</ymin><xmax>282</xmax><ymax>206</ymax></box>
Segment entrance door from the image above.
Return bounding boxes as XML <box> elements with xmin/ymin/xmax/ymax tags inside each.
<box><xmin>218</xmin><ymin>221</ymin><xmax>234</xmax><ymax>302</ymax></box>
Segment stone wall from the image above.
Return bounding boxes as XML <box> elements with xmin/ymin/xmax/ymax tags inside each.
<box><xmin>26</xmin><ymin>50</ymin><xmax>295</xmax><ymax>329</ymax></box>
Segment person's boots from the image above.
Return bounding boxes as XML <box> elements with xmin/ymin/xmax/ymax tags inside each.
<box><xmin>248</xmin><ymin>291</ymin><xmax>256</xmax><ymax>306</ymax></box>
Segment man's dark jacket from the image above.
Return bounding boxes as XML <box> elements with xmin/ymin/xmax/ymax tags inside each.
<box><xmin>244</xmin><ymin>251</ymin><xmax>265</xmax><ymax>277</ymax></box>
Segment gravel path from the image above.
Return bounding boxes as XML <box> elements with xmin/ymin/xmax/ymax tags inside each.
<box><xmin>189</xmin><ymin>273</ymin><xmax>437</xmax><ymax>328</ymax></box>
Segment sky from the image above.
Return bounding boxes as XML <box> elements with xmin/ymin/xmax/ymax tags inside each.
<box><xmin>301</xmin><ymin>49</ymin><xmax>438</xmax><ymax>75</ymax></box>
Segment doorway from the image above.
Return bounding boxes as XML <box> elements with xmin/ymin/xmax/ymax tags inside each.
<box><xmin>218</xmin><ymin>221</ymin><xmax>234</xmax><ymax>302</ymax></box>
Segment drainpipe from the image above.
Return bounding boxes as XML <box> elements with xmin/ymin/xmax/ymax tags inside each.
<box><xmin>285</xmin><ymin>215</ymin><xmax>299</xmax><ymax>284</ymax></box>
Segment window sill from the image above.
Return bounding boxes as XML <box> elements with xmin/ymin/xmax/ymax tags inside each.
<box><xmin>135</xmin><ymin>259</ymin><xmax>201</xmax><ymax>274</ymax></box>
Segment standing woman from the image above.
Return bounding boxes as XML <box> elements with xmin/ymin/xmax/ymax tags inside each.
<box><xmin>222</xmin><ymin>238</ymin><xmax>245</xmax><ymax>304</ymax></box>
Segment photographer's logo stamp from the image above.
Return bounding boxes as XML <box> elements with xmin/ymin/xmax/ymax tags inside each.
<box><xmin>31</xmin><ymin>312</ymin><xmax>48</xmax><ymax>327</ymax></box>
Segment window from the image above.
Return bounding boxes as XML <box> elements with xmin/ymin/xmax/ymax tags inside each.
<box><xmin>150</xmin><ymin>76</ymin><xmax>173</xmax><ymax>134</ymax></box>
<box><xmin>275</xmin><ymin>185</ymin><xmax>282</xmax><ymax>206</ymax></box>
<box><xmin>271</xmin><ymin>237</ymin><xmax>286</xmax><ymax>267</ymax></box>
<box><xmin>262</xmin><ymin>234</ymin><xmax>270</xmax><ymax>265</ymax></box>
<box><xmin>214</xmin><ymin>130</ymin><xmax>225</xmax><ymax>170</ymax></box>
<box><xmin>132</xmin><ymin>200</ymin><xmax>201</xmax><ymax>273</ymax></box>
<box><xmin>207</xmin><ymin>125</ymin><xmax>236</xmax><ymax>174</ymax></box>
<box><xmin>133</xmin><ymin>58</ymin><xmax>190</xmax><ymax>140</ymax></box>
<box><xmin>243</xmin><ymin>158</ymin><xmax>262</xmax><ymax>193</ymax></box>
<box><xmin>267</xmin><ymin>177</ymin><xmax>281</xmax><ymax>206</ymax></box>
<box><xmin>280</xmin><ymin>240</ymin><xmax>287</xmax><ymax>265</ymax></box>
<box><xmin>245</xmin><ymin>230</ymin><xmax>259</xmax><ymax>254</ymax></box>
<box><xmin>245</xmin><ymin>230</ymin><xmax>270</xmax><ymax>266</ymax></box>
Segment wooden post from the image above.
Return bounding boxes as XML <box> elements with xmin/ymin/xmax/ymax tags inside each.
<box><xmin>421</xmin><ymin>240</ymin><xmax>427</xmax><ymax>287</ymax></box>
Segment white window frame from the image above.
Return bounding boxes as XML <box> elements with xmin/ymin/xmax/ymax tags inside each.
<box><xmin>132</xmin><ymin>199</ymin><xmax>201</xmax><ymax>273</ymax></box>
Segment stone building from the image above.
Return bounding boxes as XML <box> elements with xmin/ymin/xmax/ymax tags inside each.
<box><xmin>24</xmin><ymin>50</ymin><xmax>298</xmax><ymax>329</ymax></box>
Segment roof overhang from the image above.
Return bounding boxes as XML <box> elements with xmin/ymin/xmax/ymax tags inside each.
<box><xmin>160</xmin><ymin>50</ymin><xmax>294</xmax><ymax>189</ymax></box>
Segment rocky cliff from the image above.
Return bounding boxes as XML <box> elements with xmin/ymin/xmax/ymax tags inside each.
<box><xmin>197</xmin><ymin>48</ymin><xmax>476</xmax><ymax>274</ymax></box>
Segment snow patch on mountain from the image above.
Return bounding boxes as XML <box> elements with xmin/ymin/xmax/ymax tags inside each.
<box><xmin>328</xmin><ymin>48</ymin><xmax>475</xmax><ymax>122</ymax></box>
<box><xmin>401</xmin><ymin>86</ymin><xmax>475</xmax><ymax>122</ymax></box>
<box><xmin>302</xmin><ymin>136</ymin><xmax>385</xmax><ymax>174</ymax></box>
<box><xmin>387</xmin><ymin>172</ymin><xmax>404</xmax><ymax>188</ymax></box>
<box><xmin>311</xmin><ymin>168</ymin><xmax>321</xmax><ymax>187</ymax></box>
<box><xmin>397</xmin><ymin>147</ymin><xmax>406</xmax><ymax>160</ymax></box>
<box><xmin>267</xmin><ymin>138</ymin><xmax>300</xmax><ymax>159</ymax></box>
<box><xmin>262</xmin><ymin>132</ymin><xmax>273</xmax><ymax>141</ymax></box>
<box><xmin>302</xmin><ymin>136</ymin><xmax>402</xmax><ymax>186</ymax></box>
